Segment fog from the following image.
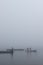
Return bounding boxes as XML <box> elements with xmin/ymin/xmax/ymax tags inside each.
<box><xmin>0</xmin><ymin>0</ymin><xmax>43</xmax><ymax>49</ymax></box>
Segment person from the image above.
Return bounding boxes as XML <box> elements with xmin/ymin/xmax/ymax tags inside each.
<box><xmin>27</xmin><ymin>48</ymin><xmax>29</xmax><ymax>52</ymax></box>
<box><xmin>30</xmin><ymin>48</ymin><xmax>31</xmax><ymax>51</ymax></box>
<box><xmin>10</xmin><ymin>48</ymin><xmax>13</xmax><ymax>56</ymax></box>
<box><xmin>11</xmin><ymin>48</ymin><xmax>13</xmax><ymax>53</ymax></box>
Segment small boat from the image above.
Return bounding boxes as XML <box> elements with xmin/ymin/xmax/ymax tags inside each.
<box><xmin>0</xmin><ymin>51</ymin><xmax>12</xmax><ymax>53</ymax></box>
<box><xmin>0</xmin><ymin>48</ymin><xmax>14</xmax><ymax>54</ymax></box>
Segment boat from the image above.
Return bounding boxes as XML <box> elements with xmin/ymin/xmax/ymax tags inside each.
<box><xmin>0</xmin><ymin>51</ymin><xmax>12</xmax><ymax>53</ymax></box>
<box><xmin>0</xmin><ymin>48</ymin><xmax>14</xmax><ymax>54</ymax></box>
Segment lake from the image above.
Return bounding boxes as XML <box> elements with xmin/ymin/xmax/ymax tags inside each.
<box><xmin>0</xmin><ymin>48</ymin><xmax>43</xmax><ymax>65</ymax></box>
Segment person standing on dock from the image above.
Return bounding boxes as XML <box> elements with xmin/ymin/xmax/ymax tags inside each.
<box><xmin>27</xmin><ymin>48</ymin><xmax>29</xmax><ymax>52</ymax></box>
<box><xmin>30</xmin><ymin>48</ymin><xmax>31</xmax><ymax>51</ymax></box>
<box><xmin>10</xmin><ymin>48</ymin><xmax>14</xmax><ymax>56</ymax></box>
<box><xmin>11</xmin><ymin>48</ymin><xmax>13</xmax><ymax>53</ymax></box>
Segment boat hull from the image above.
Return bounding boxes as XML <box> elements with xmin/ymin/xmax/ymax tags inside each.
<box><xmin>0</xmin><ymin>51</ymin><xmax>13</xmax><ymax>53</ymax></box>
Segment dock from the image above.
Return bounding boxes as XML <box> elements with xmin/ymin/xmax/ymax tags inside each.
<box><xmin>14</xmin><ymin>49</ymin><xmax>24</xmax><ymax>51</ymax></box>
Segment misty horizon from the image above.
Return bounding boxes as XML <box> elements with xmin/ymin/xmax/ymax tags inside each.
<box><xmin>0</xmin><ymin>0</ymin><xmax>43</xmax><ymax>49</ymax></box>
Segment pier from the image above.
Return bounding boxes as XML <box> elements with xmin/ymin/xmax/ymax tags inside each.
<box><xmin>0</xmin><ymin>48</ymin><xmax>37</xmax><ymax>54</ymax></box>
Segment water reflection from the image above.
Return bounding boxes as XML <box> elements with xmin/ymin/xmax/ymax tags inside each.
<box><xmin>0</xmin><ymin>49</ymin><xmax>41</xmax><ymax>65</ymax></box>
<box><xmin>26</xmin><ymin>51</ymin><xmax>31</xmax><ymax>55</ymax></box>
<box><xmin>0</xmin><ymin>49</ymin><xmax>37</xmax><ymax>56</ymax></box>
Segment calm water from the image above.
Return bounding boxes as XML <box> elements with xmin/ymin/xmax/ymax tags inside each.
<box><xmin>0</xmin><ymin>48</ymin><xmax>43</xmax><ymax>65</ymax></box>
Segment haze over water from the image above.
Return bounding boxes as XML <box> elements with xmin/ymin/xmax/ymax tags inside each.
<box><xmin>0</xmin><ymin>0</ymin><xmax>43</xmax><ymax>65</ymax></box>
<box><xmin>0</xmin><ymin>48</ymin><xmax>43</xmax><ymax>65</ymax></box>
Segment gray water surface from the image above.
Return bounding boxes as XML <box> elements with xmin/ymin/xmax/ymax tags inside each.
<box><xmin>0</xmin><ymin>49</ymin><xmax>43</xmax><ymax>65</ymax></box>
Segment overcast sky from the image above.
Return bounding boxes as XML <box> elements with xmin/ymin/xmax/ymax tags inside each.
<box><xmin>0</xmin><ymin>0</ymin><xmax>43</xmax><ymax>49</ymax></box>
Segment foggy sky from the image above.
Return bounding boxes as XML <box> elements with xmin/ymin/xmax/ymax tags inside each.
<box><xmin>0</xmin><ymin>0</ymin><xmax>43</xmax><ymax>49</ymax></box>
